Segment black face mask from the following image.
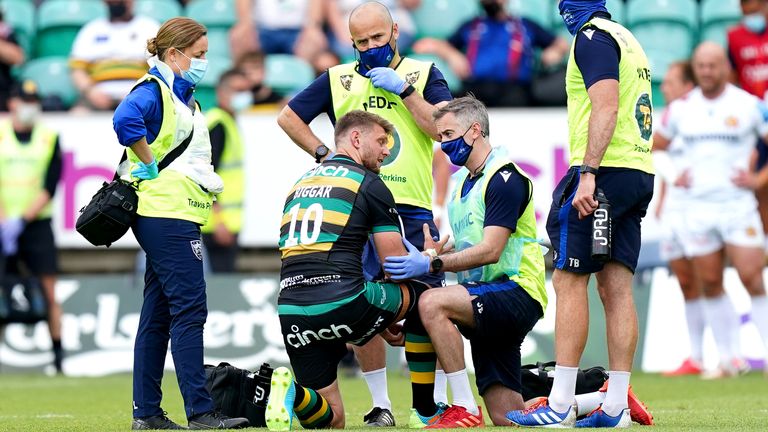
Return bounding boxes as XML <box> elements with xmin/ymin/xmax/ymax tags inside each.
<box><xmin>108</xmin><ymin>2</ymin><xmax>128</xmax><ymax>20</ymax></box>
<box><xmin>481</xmin><ymin>2</ymin><xmax>503</xmax><ymax>17</ymax></box>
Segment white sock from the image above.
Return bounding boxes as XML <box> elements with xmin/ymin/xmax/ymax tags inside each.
<box><xmin>750</xmin><ymin>295</ymin><xmax>768</xmax><ymax>348</ymax></box>
<box><xmin>574</xmin><ymin>390</ymin><xmax>605</xmax><ymax>416</ymax></box>
<box><xmin>434</xmin><ymin>369</ymin><xmax>449</xmax><ymax>405</ymax></box>
<box><xmin>362</xmin><ymin>368</ymin><xmax>391</xmax><ymax>410</ymax></box>
<box><xmin>547</xmin><ymin>365</ymin><xmax>578</xmax><ymax>414</ymax></box>
<box><xmin>602</xmin><ymin>371</ymin><xmax>630</xmax><ymax>417</ymax></box>
<box><xmin>446</xmin><ymin>370</ymin><xmax>478</xmax><ymax>415</ymax></box>
<box><xmin>685</xmin><ymin>298</ymin><xmax>706</xmax><ymax>362</ymax></box>
<box><xmin>704</xmin><ymin>295</ymin><xmax>738</xmax><ymax>365</ymax></box>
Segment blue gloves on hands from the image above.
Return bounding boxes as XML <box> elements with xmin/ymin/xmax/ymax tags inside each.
<box><xmin>366</xmin><ymin>67</ymin><xmax>407</xmax><ymax>95</ymax></box>
<box><xmin>1</xmin><ymin>218</ymin><xmax>25</xmax><ymax>255</ymax></box>
<box><xmin>131</xmin><ymin>159</ymin><xmax>159</xmax><ymax>180</ymax></box>
<box><xmin>383</xmin><ymin>238</ymin><xmax>430</xmax><ymax>281</ymax></box>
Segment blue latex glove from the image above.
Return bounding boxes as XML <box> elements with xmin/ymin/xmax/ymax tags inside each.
<box><xmin>1</xmin><ymin>218</ymin><xmax>25</xmax><ymax>255</ymax></box>
<box><xmin>383</xmin><ymin>238</ymin><xmax>430</xmax><ymax>281</ymax></box>
<box><xmin>131</xmin><ymin>159</ymin><xmax>159</xmax><ymax>180</ymax></box>
<box><xmin>365</xmin><ymin>67</ymin><xmax>407</xmax><ymax>95</ymax></box>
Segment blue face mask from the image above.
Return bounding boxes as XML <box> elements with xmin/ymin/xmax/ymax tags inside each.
<box><xmin>356</xmin><ymin>28</ymin><xmax>396</xmax><ymax>70</ymax></box>
<box><xmin>174</xmin><ymin>49</ymin><xmax>208</xmax><ymax>85</ymax></box>
<box><xmin>559</xmin><ymin>0</ymin><xmax>607</xmax><ymax>36</ymax></box>
<box><xmin>744</xmin><ymin>13</ymin><xmax>767</xmax><ymax>34</ymax></box>
<box><xmin>440</xmin><ymin>124</ymin><xmax>475</xmax><ymax>166</ymax></box>
<box><xmin>230</xmin><ymin>91</ymin><xmax>253</xmax><ymax>112</ymax></box>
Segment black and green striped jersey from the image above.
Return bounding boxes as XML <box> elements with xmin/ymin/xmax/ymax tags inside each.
<box><xmin>279</xmin><ymin>155</ymin><xmax>401</xmax><ymax>305</ymax></box>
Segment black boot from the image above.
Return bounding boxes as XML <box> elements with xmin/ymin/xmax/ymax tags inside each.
<box><xmin>132</xmin><ymin>412</ymin><xmax>185</xmax><ymax>430</ymax></box>
<box><xmin>188</xmin><ymin>411</ymin><xmax>249</xmax><ymax>430</ymax></box>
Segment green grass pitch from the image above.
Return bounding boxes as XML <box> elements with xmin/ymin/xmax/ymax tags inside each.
<box><xmin>0</xmin><ymin>371</ymin><xmax>766</xmax><ymax>431</ymax></box>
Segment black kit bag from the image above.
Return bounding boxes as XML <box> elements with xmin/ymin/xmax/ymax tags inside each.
<box><xmin>76</xmin><ymin>126</ymin><xmax>195</xmax><ymax>247</ymax></box>
<box><xmin>520</xmin><ymin>361</ymin><xmax>608</xmax><ymax>401</ymax></box>
<box><xmin>204</xmin><ymin>362</ymin><xmax>273</xmax><ymax>427</ymax></box>
<box><xmin>0</xmin><ymin>275</ymin><xmax>48</xmax><ymax>324</ymax></box>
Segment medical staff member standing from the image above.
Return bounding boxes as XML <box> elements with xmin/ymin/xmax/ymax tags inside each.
<box><xmin>112</xmin><ymin>17</ymin><xmax>247</xmax><ymax>431</ymax></box>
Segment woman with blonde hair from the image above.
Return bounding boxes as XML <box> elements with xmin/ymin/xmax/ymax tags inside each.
<box><xmin>113</xmin><ymin>17</ymin><xmax>248</xmax><ymax>430</ymax></box>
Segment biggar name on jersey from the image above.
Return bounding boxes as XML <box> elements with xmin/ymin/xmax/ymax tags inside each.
<box><xmin>293</xmin><ymin>185</ymin><xmax>333</xmax><ymax>199</ymax></box>
<box><xmin>302</xmin><ymin>164</ymin><xmax>350</xmax><ymax>179</ymax></box>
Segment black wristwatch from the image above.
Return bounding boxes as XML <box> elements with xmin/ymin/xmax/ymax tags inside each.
<box><xmin>314</xmin><ymin>144</ymin><xmax>330</xmax><ymax>163</ymax></box>
<box><xmin>430</xmin><ymin>256</ymin><xmax>444</xmax><ymax>274</ymax></box>
<box><xmin>399</xmin><ymin>84</ymin><xmax>416</xmax><ymax>99</ymax></box>
<box><xmin>579</xmin><ymin>164</ymin><xmax>599</xmax><ymax>176</ymax></box>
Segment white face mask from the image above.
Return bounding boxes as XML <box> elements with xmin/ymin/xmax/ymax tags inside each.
<box><xmin>16</xmin><ymin>102</ymin><xmax>41</xmax><ymax>126</ymax></box>
<box><xmin>230</xmin><ymin>91</ymin><xmax>253</xmax><ymax>112</ymax></box>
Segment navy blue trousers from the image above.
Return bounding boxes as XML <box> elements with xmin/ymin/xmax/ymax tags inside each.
<box><xmin>132</xmin><ymin>216</ymin><xmax>214</xmax><ymax>419</ymax></box>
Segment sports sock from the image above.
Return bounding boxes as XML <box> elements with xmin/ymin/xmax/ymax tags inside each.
<box><xmin>361</xmin><ymin>368</ymin><xmax>391</xmax><ymax>410</ymax></box>
<box><xmin>704</xmin><ymin>295</ymin><xmax>738</xmax><ymax>364</ymax></box>
<box><xmin>445</xmin><ymin>370</ymin><xmax>478</xmax><ymax>415</ymax></box>
<box><xmin>52</xmin><ymin>339</ymin><xmax>63</xmax><ymax>372</ymax></box>
<box><xmin>574</xmin><ymin>390</ymin><xmax>605</xmax><ymax>416</ymax></box>
<box><xmin>405</xmin><ymin>332</ymin><xmax>437</xmax><ymax>416</ymax></box>
<box><xmin>749</xmin><ymin>295</ymin><xmax>768</xmax><ymax>348</ymax></box>
<box><xmin>684</xmin><ymin>299</ymin><xmax>706</xmax><ymax>362</ymax></box>
<box><xmin>293</xmin><ymin>382</ymin><xmax>334</xmax><ymax>429</ymax></box>
<box><xmin>548</xmin><ymin>365</ymin><xmax>578</xmax><ymax>413</ymax></box>
<box><xmin>434</xmin><ymin>369</ymin><xmax>449</xmax><ymax>405</ymax></box>
<box><xmin>403</xmin><ymin>289</ymin><xmax>437</xmax><ymax>418</ymax></box>
<box><xmin>602</xmin><ymin>371</ymin><xmax>630</xmax><ymax>417</ymax></box>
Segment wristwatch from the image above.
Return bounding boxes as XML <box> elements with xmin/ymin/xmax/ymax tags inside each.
<box><xmin>430</xmin><ymin>256</ymin><xmax>444</xmax><ymax>274</ymax></box>
<box><xmin>314</xmin><ymin>144</ymin><xmax>330</xmax><ymax>163</ymax></box>
<box><xmin>399</xmin><ymin>84</ymin><xmax>416</xmax><ymax>99</ymax></box>
<box><xmin>579</xmin><ymin>164</ymin><xmax>599</xmax><ymax>176</ymax></box>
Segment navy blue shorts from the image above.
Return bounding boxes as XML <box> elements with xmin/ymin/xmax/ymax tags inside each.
<box><xmin>458</xmin><ymin>279</ymin><xmax>543</xmax><ymax>395</ymax></box>
<box><xmin>546</xmin><ymin>167</ymin><xmax>654</xmax><ymax>274</ymax></box>
<box><xmin>362</xmin><ymin>215</ymin><xmax>445</xmax><ymax>287</ymax></box>
<box><xmin>756</xmin><ymin>136</ymin><xmax>768</xmax><ymax>171</ymax></box>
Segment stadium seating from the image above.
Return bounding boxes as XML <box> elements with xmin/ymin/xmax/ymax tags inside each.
<box><xmin>410</xmin><ymin>53</ymin><xmax>462</xmax><ymax>93</ymax></box>
<box><xmin>185</xmin><ymin>0</ymin><xmax>236</xmax><ymax>31</ymax></box>
<box><xmin>35</xmin><ymin>0</ymin><xmax>108</xmax><ymax>58</ymax></box>
<box><xmin>264</xmin><ymin>54</ymin><xmax>315</xmax><ymax>96</ymax></box>
<box><xmin>195</xmin><ymin>54</ymin><xmax>232</xmax><ymax>109</ymax></box>
<box><xmin>206</xmin><ymin>29</ymin><xmax>231</xmax><ymax>60</ymax></box>
<box><xmin>20</xmin><ymin>56</ymin><xmax>78</xmax><ymax>107</ymax></box>
<box><xmin>134</xmin><ymin>0</ymin><xmax>183</xmax><ymax>24</ymax></box>
<box><xmin>0</xmin><ymin>0</ymin><xmax>35</xmax><ymax>54</ymax></box>
<box><xmin>700</xmin><ymin>0</ymin><xmax>741</xmax><ymax>48</ymax></box>
<box><xmin>508</xmin><ymin>0</ymin><xmax>550</xmax><ymax>28</ymax></box>
<box><xmin>627</xmin><ymin>0</ymin><xmax>698</xmax><ymax>53</ymax></box>
<box><xmin>412</xmin><ymin>0</ymin><xmax>480</xmax><ymax>40</ymax></box>
<box><xmin>647</xmin><ymin>49</ymin><xmax>680</xmax><ymax>108</ymax></box>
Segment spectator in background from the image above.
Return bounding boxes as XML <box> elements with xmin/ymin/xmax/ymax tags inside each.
<box><xmin>0</xmin><ymin>9</ymin><xmax>25</xmax><ymax>111</ymax></box>
<box><xmin>0</xmin><ymin>81</ymin><xmax>63</xmax><ymax>374</ymax></box>
<box><xmin>70</xmin><ymin>0</ymin><xmax>159</xmax><ymax>110</ymax></box>
<box><xmin>202</xmin><ymin>69</ymin><xmax>250</xmax><ymax>273</ymax></box>
<box><xmin>653</xmin><ymin>61</ymin><xmax>705</xmax><ymax>377</ymax></box>
<box><xmin>728</xmin><ymin>0</ymin><xmax>768</xmax><ymax>250</ymax></box>
<box><xmin>235</xmin><ymin>50</ymin><xmax>284</xmax><ymax>107</ymax></box>
<box><xmin>411</xmin><ymin>0</ymin><xmax>569</xmax><ymax>107</ymax></box>
<box><xmin>231</xmin><ymin>0</ymin><xmax>334</xmax><ymax>74</ymax></box>
<box><xmin>325</xmin><ymin>0</ymin><xmax>421</xmax><ymax>63</ymax></box>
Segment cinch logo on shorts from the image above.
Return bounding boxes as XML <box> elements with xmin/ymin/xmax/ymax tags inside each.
<box><xmin>286</xmin><ymin>323</ymin><xmax>353</xmax><ymax>348</ymax></box>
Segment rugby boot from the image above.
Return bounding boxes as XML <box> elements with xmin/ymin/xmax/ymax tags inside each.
<box><xmin>425</xmin><ymin>405</ymin><xmax>483</xmax><ymax>428</ymax></box>
<box><xmin>409</xmin><ymin>403</ymin><xmax>448</xmax><ymax>428</ymax></box>
<box><xmin>575</xmin><ymin>407</ymin><xmax>631</xmax><ymax>428</ymax></box>
<box><xmin>131</xmin><ymin>412</ymin><xmax>184</xmax><ymax>430</ymax></box>
<box><xmin>506</xmin><ymin>397</ymin><xmax>576</xmax><ymax>428</ymax></box>
<box><xmin>188</xmin><ymin>411</ymin><xmax>249</xmax><ymax>429</ymax></box>
<box><xmin>364</xmin><ymin>407</ymin><xmax>396</xmax><ymax>427</ymax></box>
<box><xmin>266</xmin><ymin>366</ymin><xmax>296</xmax><ymax>431</ymax></box>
